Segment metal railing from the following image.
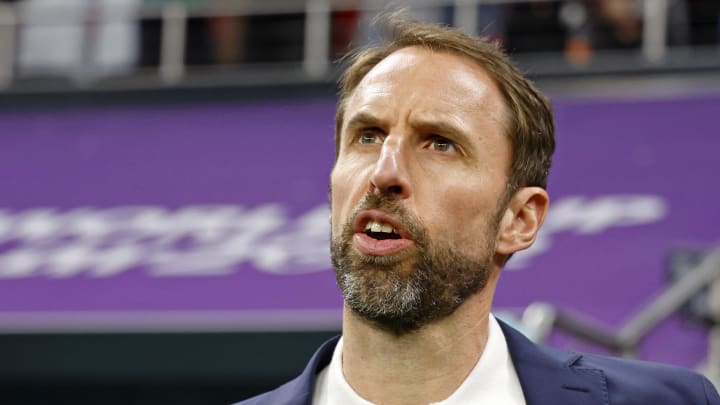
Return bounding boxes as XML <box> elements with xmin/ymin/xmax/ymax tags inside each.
<box><xmin>520</xmin><ymin>246</ymin><xmax>720</xmax><ymax>387</ymax></box>
<box><xmin>0</xmin><ymin>0</ymin><xmax>716</xmax><ymax>91</ymax></box>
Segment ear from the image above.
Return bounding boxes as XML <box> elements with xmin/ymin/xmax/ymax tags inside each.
<box><xmin>495</xmin><ymin>187</ymin><xmax>549</xmax><ymax>256</ymax></box>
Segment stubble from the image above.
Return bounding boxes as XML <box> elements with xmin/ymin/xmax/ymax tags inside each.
<box><xmin>330</xmin><ymin>193</ymin><xmax>502</xmax><ymax>336</ymax></box>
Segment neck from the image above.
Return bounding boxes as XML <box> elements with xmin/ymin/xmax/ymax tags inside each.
<box><xmin>340</xmin><ymin>283</ymin><xmax>496</xmax><ymax>405</ymax></box>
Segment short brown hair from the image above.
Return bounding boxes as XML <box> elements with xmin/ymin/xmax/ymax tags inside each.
<box><xmin>335</xmin><ymin>17</ymin><xmax>555</xmax><ymax>192</ymax></box>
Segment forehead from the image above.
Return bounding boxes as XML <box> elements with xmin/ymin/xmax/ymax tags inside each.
<box><xmin>344</xmin><ymin>46</ymin><xmax>507</xmax><ymax>126</ymax></box>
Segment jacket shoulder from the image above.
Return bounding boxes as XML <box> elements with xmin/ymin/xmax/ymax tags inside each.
<box><xmin>231</xmin><ymin>378</ymin><xmax>310</xmax><ymax>405</ymax></box>
<box><xmin>572</xmin><ymin>349</ymin><xmax>719</xmax><ymax>404</ymax></box>
<box><xmin>229</xmin><ymin>336</ymin><xmax>340</xmax><ymax>405</ymax></box>
<box><xmin>499</xmin><ymin>320</ymin><xmax>719</xmax><ymax>404</ymax></box>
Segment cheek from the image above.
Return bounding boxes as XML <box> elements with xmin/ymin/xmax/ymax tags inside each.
<box><xmin>330</xmin><ymin>198</ymin><xmax>347</xmax><ymax>237</ymax></box>
<box><xmin>422</xmin><ymin>182</ymin><xmax>501</xmax><ymax>244</ymax></box>
<box><xmin>329</xmin><ymin>174</ymin><xmax>346</xmax><ymax>234</ymax></box>
<box><xmin>330</xmin><ymin>161</ymin><xmax>368</xmax><ymax>233</ymax></box>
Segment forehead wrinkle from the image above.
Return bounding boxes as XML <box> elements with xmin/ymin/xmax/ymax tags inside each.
<box><xmin>343</xmin><ymin>86</ymin><xmax>394</xmax><ymax>132</ymax></box>
<box><xmin>407</xmin><ymin>95</ymin><xmax>504</xmax><ymax>146</ymax></box>
<box><xmin>345</xmin><ymin>48</ymin><xmax>426</xmax><ymax>115</ymax></box>
<box><xmin>429</xmin><ymin>66</ymin><xmax>507</xmax><ymax>131</ymax></box>
<box><xmin>344</xmin><ymin>47</ymin><xmax>511</xmax><ymax>152</ymax></box>
<box><xmin>409</xmin><ymin>110</ymin><xmax>471</xmax><ymax>141</ymax></box>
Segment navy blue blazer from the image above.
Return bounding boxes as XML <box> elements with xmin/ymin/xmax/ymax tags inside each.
<box><xmin>235</xmin><ymin>320</ymin><xmax>720</xmax><ymax>404</ymax></box>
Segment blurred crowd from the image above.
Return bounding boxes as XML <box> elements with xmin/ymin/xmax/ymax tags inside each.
<box><xmin>2</xmin><ymin>0</ymin><xmax>719</xmax><ymax>80</ymax></box>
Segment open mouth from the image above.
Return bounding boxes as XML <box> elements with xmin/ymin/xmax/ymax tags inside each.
<box><xmin>352</xmin><ymin>210</ymin><xmax>413</xmax><ymax>256</ymax></box>
<box><xmin>364</xmin><ymin>220</ymin><xmax>402</xmax><ymax>240</ymax></box>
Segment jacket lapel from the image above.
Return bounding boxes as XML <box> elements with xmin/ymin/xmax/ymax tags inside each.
<box><xmin>265</xmin><ymin>336</ymin><xmax>339</xmax><ymax>405</ymax></box>
<box><xmin>499</xmin><ymin>320</ymin><xmax>609</xmax><ymax>405</ymax></box>
<box><xmin>271</xmin><ymin>322</ymin><xmax>610</xmax><ymax>405</ymax></box>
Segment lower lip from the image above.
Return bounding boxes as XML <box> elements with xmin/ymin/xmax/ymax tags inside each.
<box><xmin>353</xmin><ymin>233</ymin><xmax>414</xmax><ymax>256</ymax></box>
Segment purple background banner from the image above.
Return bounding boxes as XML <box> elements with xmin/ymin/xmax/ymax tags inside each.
<box><xmin>1</xmin><ymin>95</ymin><xmax>718</xmax><ymax>369</ymax></box>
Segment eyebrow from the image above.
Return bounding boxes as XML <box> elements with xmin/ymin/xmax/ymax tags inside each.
<box><xmin>344</xmin><ymin>112</ymin><xmax>384</xmax><ymax>134</ymax></box>
<box><xmin>412</xmin><ymin>118</ymin><xmax>471</xmax><ymax>146</ymax></box>
<box><xmin>344</xmin><ymin>112</ymin><xmax>472</xmax><ymax>147</ymax></box>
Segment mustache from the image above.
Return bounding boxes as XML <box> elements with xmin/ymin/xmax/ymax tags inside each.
<box><xmin>346</xmin><ymin>192</ymin><xmax>425</xmax><ymax>242</ymax></box>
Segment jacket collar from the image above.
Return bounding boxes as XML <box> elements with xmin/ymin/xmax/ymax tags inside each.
<box><xmin>284</xmin><ymin>321</ymin><xmax>608</xmax><ymax>405</ymax></box>
<box><xmin>264</xmin><ymin>335</ymin><xmax>339</xmax><ymax>405</ymax></box>
<box><xmin>499</xmin><ymin>320</ymin><xmax>609</xmax><ymax>405</ymax></box>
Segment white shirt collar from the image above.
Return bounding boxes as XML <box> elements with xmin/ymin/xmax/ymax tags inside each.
<box><xmin>312</xmin><ymin>314</ymin><xmax>526</xmax><ymax>405</ymax></box>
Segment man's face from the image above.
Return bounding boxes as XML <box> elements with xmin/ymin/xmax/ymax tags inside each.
<box><xmin>330</xmin><ymin>47</ymin><xmax>512</xmax><ymax>335</ymax></box>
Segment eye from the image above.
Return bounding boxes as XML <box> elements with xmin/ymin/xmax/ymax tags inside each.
<box><xmin>429</xmin><ymin>136</ymin><xmax>456</xmax><ymax>153</ymax></box>
<box><xmin>358</xmin><ymin>129</ymin><xmax>383</xmax><ymax>144</ymax></box>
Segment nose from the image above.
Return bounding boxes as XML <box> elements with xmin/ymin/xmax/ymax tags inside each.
<box><xmin>369</xmin><ymin>136</ymin><xmax>412</xmax><ymax>198</ymax></box>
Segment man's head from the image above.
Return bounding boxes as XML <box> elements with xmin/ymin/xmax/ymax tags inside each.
<box><xmin>330</xmin><ymin>18</ymin><xmax>554</xmax><ymax>335</ymax></box>
<box><xmin>335</xmin><ymin>18</ymin><xmax>555</xmax><ymax>193</ymax></box>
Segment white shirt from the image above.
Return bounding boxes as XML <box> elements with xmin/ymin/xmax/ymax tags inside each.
<box><xmin>312</xmin><ymin>314</ymin><xmax>526</xmax><ymax>405</ymax></box>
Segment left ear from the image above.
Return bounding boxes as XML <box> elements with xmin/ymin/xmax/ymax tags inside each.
<box><xmin>495</xmin><ymin>187</ymin><xmax>549</xmax><ymax>256</ymax></box>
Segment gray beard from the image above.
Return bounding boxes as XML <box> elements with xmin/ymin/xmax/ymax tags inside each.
<box><xmin>330</xmin><ymin>193</ymin><xmax>499</xmax><ymax>336</ymax></box>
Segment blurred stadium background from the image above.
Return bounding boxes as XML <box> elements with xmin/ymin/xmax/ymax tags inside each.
<box><xmin>0</xmin><ymin>0</ymin><xmax>719</xmax><ymax>404</ymax></box>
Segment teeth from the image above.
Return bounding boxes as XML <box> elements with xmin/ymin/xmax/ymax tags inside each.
<box><xmin>364</xmin><ymin>220</ymin><xmax>396</xmax><ymax>234</ymax></box>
